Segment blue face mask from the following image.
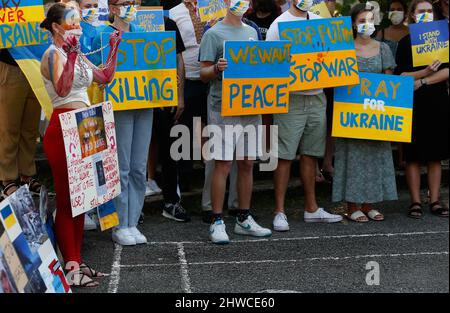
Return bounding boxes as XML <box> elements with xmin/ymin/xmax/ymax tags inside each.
<box><xmin>295</xmin><ymin>0</ymin><xmax>313</xmax><ymax>12</ymax></box>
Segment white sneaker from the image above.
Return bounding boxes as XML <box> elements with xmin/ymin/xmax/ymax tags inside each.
<box><xmin>112</xmin><ymin>228</ymin><xmax>136</xmax><ymax>246</ymax></box>
<box><xmin>129</xmin><ymin>227</ymin><xmax>148</xmax><ymax>244</ymax></box>
<box><xmin>273</xmin><ymin>212</ymin><xmax>290</xmax><ymax>232</ymax></box>
<box><xmin>234</xmin><ymin>215</ymin><xmax>272</xmax><ymax>237</ymax></box>
<box><xmin>145</xmin><ymin>179</ymin><xmax>162</xmax><ymax>197</ymax></box>
<box><xmin>84</xmin><ymin>214</ymin><xmax>97</xmax><ymax>231</ymax></box>
<box><xmin>304</xmin><ymin>207</ymin><xmax>343</xmax><ymax>223</ymax></box>
<box><xmin>209</xmin><ymin>219</ymin><xmax>230</xmax><ymax>245</ymax></box>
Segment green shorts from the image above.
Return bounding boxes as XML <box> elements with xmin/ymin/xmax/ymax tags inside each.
<box><xmin>274</xmin><ymin>93</ymin><xmax>327</xmax><ymax>160</ymax></box>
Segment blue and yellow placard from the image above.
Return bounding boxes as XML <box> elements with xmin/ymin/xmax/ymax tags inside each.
<box><xmin>101</xmin><ymin>31</ymin><xmax>178</xmax><ymax>111</ymax></box>
<box><xmin>332</xmin><ymin>73</ymin><xmax>414</xmax><ymax>143</ymax></box>
<box><xmin>222</xmin><ymin>41</ymin><xmax>291</xmax><ymax>116</ymax></box>
<box><xmin>409</xmin><ymin>20</ymin><xmax>449</xmax><ymax>67</ymax></box>
<box><xmin>311</xmin><ymin>0</ymin><xmax>332</xmax><ymax>18</ymax></box>
<box><xmin>135</xmin><ymin>7</ymin><xmax>165</xmax><ymax>32</ymax></box>
<box><xmin>0</xmin><ymin>0</ymin><xmax>48</xmax><ymax>48</ymax></box>
<box><xmin>198</xmin><ymin>0</ymin><xmax>227</xmax><ymax>22</ymax></box>
<box><xmin>278</xmin><ymin>17</ymin><xmax>359</xmax><ymax>91</ymax></box>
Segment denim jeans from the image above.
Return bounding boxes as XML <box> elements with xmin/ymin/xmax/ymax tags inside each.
<box><xmin>113</xmin><ymin>109</ymin><xmax>153</xmax><ymax>229</ymax></box>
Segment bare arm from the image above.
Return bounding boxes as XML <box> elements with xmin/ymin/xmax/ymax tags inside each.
<box><xmin>400</xmin><ymin>60</ymin><xmax>442</xmax><ymax>80</ymax></box>
<box><xmin>200</xmin><ymin>58</ymin><xmax>227</xmax><ymax>83</ymax></box>
<box><xmin>173</xmin><ymin>53</ymin><xmax>185</xmax><ymax>122</ymax></box>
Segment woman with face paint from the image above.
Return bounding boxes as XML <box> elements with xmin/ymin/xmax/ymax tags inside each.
<box><xmin>376</xmin><ymin>0</ymin><xmax>409</xmax><ymax>57</ymax></box>
<box><xmin>40</xmin><ymin>2</ymin><xmax>122</xmax><ymax>287</ymax></box>
<box><xmin>332</xmin><ymin>3</ymin><xmax>398</xmax><ymax>223</ymax></box>
<box><xmin>91</xmin><ymin>0</ymin><xmax>156</xmax><ymax>246</ymax></box>
<box><xmin>395</xmin><ymin>0</ymin><xmax>449</xmax><ymax>219</ymax></box>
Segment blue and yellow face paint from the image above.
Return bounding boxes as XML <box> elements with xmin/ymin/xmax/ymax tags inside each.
<box><xmin>81</xmin><ymin>8</ymin><xmax>100</xmax><ymax>25</ymax></box>
<box><xmin>332</xmin><ymin>73</ymin><xmax>414</xmax><ymax>143</ymax></box>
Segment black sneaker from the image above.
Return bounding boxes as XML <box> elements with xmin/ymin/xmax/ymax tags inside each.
<box><xmin>202</xmin><ymin>210</ymin><xmax>214</xmax><ymax>224</ymax></box>
<box><xmin>162</xmin><ymin>203</ymin><xmax>191</xmax><ymax>222</ymax></box>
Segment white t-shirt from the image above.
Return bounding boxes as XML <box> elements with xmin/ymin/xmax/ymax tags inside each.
<box><xmin>266</xmin><ymin>10</ymin><xmax>323</xmax><ymax>96</ymax></box>
<box><xmin>169</xmin><ymin>4</ymin><xmax>201</xmax><ymax>80</ymax></box>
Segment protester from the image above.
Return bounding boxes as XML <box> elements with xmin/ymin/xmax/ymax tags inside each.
<box><xmin>40</xmin><ymin>2</ymin><xmax>121</xmax><ymax>286</ymax></box>
<box><xmin>91</xmin><ymin>0</ymin><xmax>154</xmax><ymax>245</ymax></box>
<box><xmin>266</xmin><ymin>0</ymin><xmax>343</xmax><ymax>232</ymax></box>
<box><xmin>376</xmin><ymin>0</ymin><xmax>409</xmax><ymax>57</ymax></box>
<box><xmin>247</xmin><ymin>0</ymin><xmax>280</xmax><ymax>40</ymax></box>
<box><xmin>395</xmin><ymin>0</ymin><xmax>449</xmax><ymax>218</ymax></box>
<box><xmin>434</xmin><ymin>0</ymin><xmax>449</xmax><ymax>21</ymax></box>
<box><xmin>276</xmin><ymin>0</ymin><xmax>290</xmax><ymax>12</ymax></box>
<box><xmin>199</xmin><ymin>0</ymin><xmax>272</xmax><ymax>244</ymax></box>
<box><xmin>332</xmin><ymin>2</ymin><xmax>398</xmax><ymax>223</ymax></box>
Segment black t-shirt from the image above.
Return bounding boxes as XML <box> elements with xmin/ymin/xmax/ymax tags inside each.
<box><xmin>246</xmin><ymin>12</ymin><xmax>279</xmax><ymax>40</ymax></box>
<box><xmin>164</xmin><ymin>17</ymin><xmax>186</xmax><ymax>54</ymax></box>
<box><xmin>0</xmin><ymin>49</ymin><xmax>18</xmax><ymax>66</ymax></box>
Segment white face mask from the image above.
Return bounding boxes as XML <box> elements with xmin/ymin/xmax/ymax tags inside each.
<box><xmin>415</xmin><ymin>12</ymin><xmax>434</xmax><ymax>23</ymax></box>
<box><xmin>388</xmin><ymin>11</ymin><xmax>404</xmax><ymax>25</ymax></box>
<box><xmin>357</xmin><ymin>22</ymin><xmax>376</xmax><ymax>38</ymax></box>
<box><xmin>229</xmin><ymin>0</ymin><xmax>250</xmax><ymax>17</ymax></box>
<box><xmin>119</xmin><ymin>5</ymin><xmax>138</xmax><ymax>23</ymax></box>
<box><xmin>63</xmin><ymin>28</ymin><xmax>83</xmax><ymax>41</ymax></box>
<box><xmin>295</xmin><ymin>0</ymin><xmax>313</xmax><ymax>12</ymax></box>
<box><xmin>81</xmin><ymin>8</ymin><xmax>100</xmax><ymax>25</ymax></box>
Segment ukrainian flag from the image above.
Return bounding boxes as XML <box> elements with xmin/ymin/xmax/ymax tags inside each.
<box><xmin>0</xmin><ymin>203</ymin><xmax>22</xmax><ymax>241</ymax></box>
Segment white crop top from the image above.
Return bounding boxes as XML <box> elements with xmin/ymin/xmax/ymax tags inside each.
<box><xmin>43</xmin><ymin>45</ymin><xmax>94</xmax><ymax>108</ymax></box>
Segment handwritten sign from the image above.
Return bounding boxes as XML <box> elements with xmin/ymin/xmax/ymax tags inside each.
<box><xmin>311</xmin><ymin>0</ymin><xmax>332</xmax><ymax>18</ymax></box>
<box><xmin>135</xmin><ymin>7</ymin><xmax>165</xmax><ymax>32</ymax></box>
<box><xmin>59</xmin><ymin>102</ymin><xmax>121</xmax><ymax>217</ymax></box>
<box><xmin>0</xmin><ymin>0</ymin><xmax>48</xmax><ymax>48</ymax></box>
<box><xmin>332</xmin><ymin>73</ymin><xmax>414</xmax><ymax>143</ymax></box>
<box><xmin>0</xmin><ymin>232</ymin><xmax>27</xmax><ymax>293</ymax></box>
<box><xmin>278</xmin><ymin>17</ymin><xmax>360</xmax><ymax>91</ymax></box>
<box><xmin>101</xmin><ymin>31</ymin><xmax>178</xmax><ymax>110</ymax></box>
<box><xmin>198</xmin><ymin>0</ymin><xmax>227</xmax><ymax>22</ymax></box>
<box><xmin>409</xmin><ymin>20</ymin><xmax>449</xmax><ymax>67</ymax></box>
<box><xmin>222</xmin><ymin>41</ymin><xmax>291</xmax><ymax>116</ymax></box>
<box><xmin>0</xmin><ymin>187</ymin><xmax>71</xmax><ymax>293</ymax></box>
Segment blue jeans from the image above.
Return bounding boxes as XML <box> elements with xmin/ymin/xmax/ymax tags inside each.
<box><xmin>113</xmin><ymin>109</ymin><xmax>153</xmax><ymax>229</ymax></box>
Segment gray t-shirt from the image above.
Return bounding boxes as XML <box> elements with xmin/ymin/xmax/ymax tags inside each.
<box><xmin>199</xmin><ymin>21</ymin><xmax>258</xmax><ymax>112</ymax></box>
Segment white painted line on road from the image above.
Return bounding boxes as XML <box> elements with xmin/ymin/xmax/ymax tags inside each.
<box><xmin>119</xmin><ymin>251</ymin><xmax>449</xmax><ymax>268</ymax></box>
<box><xmin>107</xmin><ymin>244</ymin><xmax>123</xmax><ymax>293</ymax></box>
<box><xmin>177</xmin><ymin>243</ymin><xmax>192</xmax><ymax>293</ymax></box>
<box><xmin>144</xmin><ymin>230</ymin><xmax>449</xmax><ymax>245</ymax></box>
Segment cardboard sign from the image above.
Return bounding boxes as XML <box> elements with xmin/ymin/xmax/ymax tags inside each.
<box><xmin>409</xmin><ymin>20</ymin><xmax>449</xmax><ymax>67</ymax></box>
<box><xmin>135</xmin><ymin>7</ymin><xmax>165</xmax><ymax>32</ymax></box>
<box><xmin>332</xmin><ymin>72</ymin><xmax>414</xmax><ymax>143</ymax></box>
<box><xmin>278</xmin><ymin>17</ymin><xmax>360</xmax><ymax>91</ymax></box>
<box><xmin>101</xmin><ymin>31</ymin><xmax>178</xmax><ymax>110</ymax></box>
<box><xmin>311</xmin><ymin>0</ymin><xmax>332</xmax><ymax>18</ymax></box>
<box><xmin>0</xmin><ymin>0</ymin><xmax>48</xmax><ymax>48</ymax></box>
<box><xmin>198</xmin><ymin>0</ymin><xmax>227</xmax><ymax>22</ymax></box>
<box><xmin>97</xmin><ymin>200</ymin><xmax>119</xmax><ymax>231</ymax></box>
<box><xmin>59</xmin><ymin>102</ymin><xmax>121</xmax><ymax>217</ymax></box>
<box><xmin>222</xmin><ymin>41</ymin><xmax>291</xmax><ymax>116</ymax></box>
<box><xmin>0</xmin><ymin>232</ymin><xmax>28</xmax><ymax>293</ymax></box>
<box><xmin>0</xmin><ymin>187</ymin><xmax>71</xmax><ymax>293</ymax></box>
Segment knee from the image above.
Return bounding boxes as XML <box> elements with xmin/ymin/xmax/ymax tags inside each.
<box><xmin>237</xmin><ymin>160</ymin><xmax>254</xmax><ymax>173</ymax></box>
<box><xmin>215</xmin><ymin>161</ymin><xmax>233</xmax><ymax>176</ymax></box>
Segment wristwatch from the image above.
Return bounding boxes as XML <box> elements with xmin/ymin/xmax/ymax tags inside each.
<box><xmin>421</xmin><ymin>78</ymin><xmax>428</xmax><ymax>86</ymax></box>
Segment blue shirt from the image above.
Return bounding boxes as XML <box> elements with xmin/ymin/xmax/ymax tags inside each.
<box><xmin>80</xmin><ymin>21</ymin><xmax>99</xmax><ymax>63</ymax></box>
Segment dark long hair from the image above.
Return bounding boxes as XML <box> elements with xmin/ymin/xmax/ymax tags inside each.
<box><xmin>252</xmin><ymin>0</ymin><xmax>279</xmax><ymax>14</ymax></box>
<box><xmin>407</xmin><ymin>0</ymin><xmax>435</xmax><ymax>24</ymax></box>
<box><xmin>350</xmin><ymin>2</ymin><xmax>374</xmax><ymax>38</ymax></box>
<box><xmin>40</xmin><ymin>2</ymin><xmax>68</xmax><ymax>34</ymax></box>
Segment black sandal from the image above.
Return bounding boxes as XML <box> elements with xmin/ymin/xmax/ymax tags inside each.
<box><xmin>67</xmin><ymin>270</ymin><xmax>99</xmax><ymax>288</ymax></box>
<box><xmin>429</xmin><ymin>201</ymin><xmax>449</xmax><ymax>218</ymax></box>
<box><xmin>21</xmin><ymin>177</ymin><xmax>42</xmax><ymax>196</ymax></box>
<box><xmin>407</xmin><ymin>202</ymin><xmax>423</xmax><ymax>219</ymax></box>
<box><xmin>1</xmin><ymin>181</ymin><xmax>19</xmax><ymax>198</ymax></box>
<box><xmin>80</xmin><ymin>263</ymin><xmax>109</xmax><ymax>278</ymax></box>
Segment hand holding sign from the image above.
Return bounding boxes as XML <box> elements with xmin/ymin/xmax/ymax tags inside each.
<box><xmin>216</xmin><ymin>58</ymin><xmax>228</xmax><ymax>73</ymax></box>
<box><xmin>426</xmin><ymin>60</ymin><xmax>442</xmax><ymax>73</ymax></box>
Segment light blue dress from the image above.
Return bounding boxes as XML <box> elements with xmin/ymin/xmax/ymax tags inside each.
<box><xmin>332</xmin><ymin>42</ymin><xmax>398</xmax><ymax>204</ymax></box>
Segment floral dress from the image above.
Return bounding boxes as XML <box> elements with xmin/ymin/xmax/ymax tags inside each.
<box><xmin>332</xmin><ymin>42</ymin><xmax>398</xmax><ymax>204</ymax></box>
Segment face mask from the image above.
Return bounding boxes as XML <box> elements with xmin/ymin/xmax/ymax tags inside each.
<box><xmin>63</xmin><ymin>28</ymin><xmax>83</xmax><ymax>41</ymax></box>
<box><xmin>119</xmin><ymin>5</ymin><xmax>138</xmax><ymax>23</ymax></box>
<box><xmin>415</xmin><ymin>12</ymin><xmax>434</xmax><ymax>23</ymax></box>
<box><xmin>81</xmin><ymin>8</ymin><xmax>100</xmax><ymax>24</ymax></box>
<box><xmin>388</xmin><ymin>11</ymin><xmax>404</xmax><ymax>25</ymax></box>
<box><xmin>295</xmin><ymin>0</ymin><xmax>313</xmax><ymax>12</ymax></box>
<box><xmin>229</xmin><ymin>0</ymin><xmax>250</xmax><ymax>17</ymax></box>
<box><xmin>357</xmin><ymin>22</ymin><xmax>376</xmax><ymax>37</ymax></box>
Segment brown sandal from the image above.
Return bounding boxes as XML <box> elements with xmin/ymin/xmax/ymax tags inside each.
<box><xmin>66</xmin><ymin>270</ymin><xmax>99</xmax><ymax>288</ymax></box>
<box><xmin>1</xmin><ymin>181</ymin><xmax>19</xmax><ymax>198</ymax></box>
<box><xmin>80</xmin><ymin>263</ymin><xmax>109</xmax><ymax>278</ymax></box>
<box><xmin>429</xmin><ymin>201</ymin><xmax>449</xmax><ymax>218</ymax></box>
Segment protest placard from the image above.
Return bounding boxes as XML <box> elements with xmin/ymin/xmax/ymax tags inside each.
<box><xmin>222</xmin><ymin>41</ymin><xmax>291</xmax><ymax>116</ymax></box>
<box><xmin>409</xmin><ymin>20</ymin><xmax>449</xmax><ymax>67</ymax></box>
<box><xmin>59</xmin><ymin>102</ymin><xmax>121</xmax><ymax>218</ymax></box>
<box><xmin>97</xmin><ymin>200</ymin><xmax>119</xmax><ymax>231</ymax></box>
<box><xmin>135</xmin><ymin>7</ymin><xmax>165</xmax><ymax>32</ymax></box>
<box><xmin>278</xmin><ymin>17</ymin><xmax>360</xmax><ymax>91</ymax></box>
<box><xmin>0</xmin><ymin>0</ymin><xmax>48</xmax><ymax>49</ymax></box>
<box><xmin>0</xmin><ymin>187</ymin><xmax>71</xmax><ymax>293</ymax></box>
<box><xmin>311</xmin><ymin>0</ymin><xmax>332</xmax><ymax>18</ymax></box>
<box><xmin>198</xmin><ymin>0</ymin><xmax>227</xmax><ymax>22</ymax></box>
<box><xmin>0</xmin><ymin>240</ymin><xmax>19</xmax><ymax>293</ymax></box>
<box><xmin>0</xmin><ymin>232</ymin><xmax>28</xmax><ymax>293</ymax></box>
<box><xmin>102</xmin><ymin>32</ymin><xmax>178</xmax><ymax>111</ymax></box>
<box><xmin>332</xmin><ymin>72</ymin><xmax>414</xmax><ymax>143</ymax></box>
